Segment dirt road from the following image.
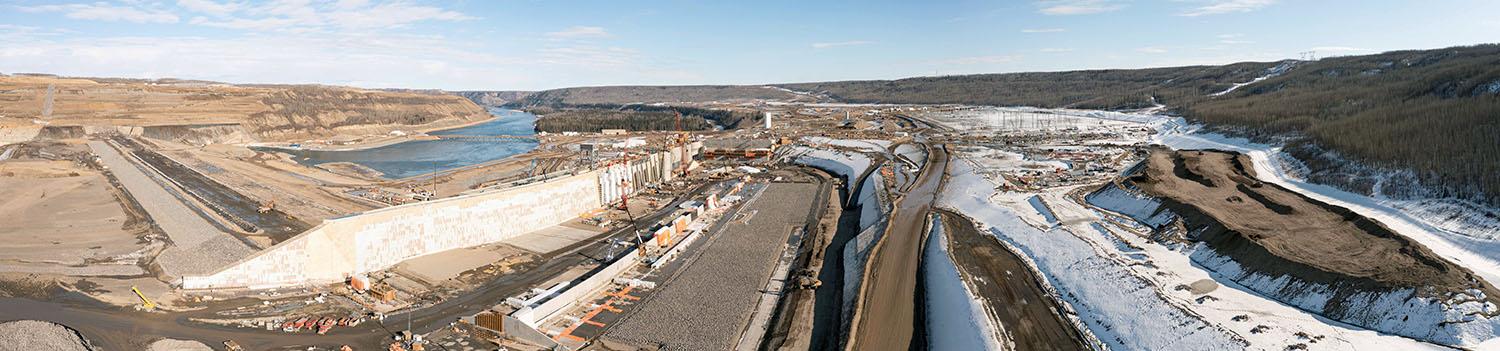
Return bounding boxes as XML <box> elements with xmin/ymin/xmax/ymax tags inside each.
<box><xmin>847</xmin><ymin>143</ymin><xmax>947</xmax><ymax>351</ymax></box>
<box><xmin>936</xmin><ymin>209</ymin><xmax>1091</xmax><ymax>350</ymax></box>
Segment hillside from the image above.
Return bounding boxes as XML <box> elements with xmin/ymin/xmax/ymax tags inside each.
<box><xmin>456</xmin><ymin>90</ymin><xmax>532</xmax><ymax>107</ymax></box>
<box><xmin>514</xmin><ymin>44</ymin><xmax>1500</xmax><ymax>205</ymax></box>
<box><xmin>0</xmin><ymin>75</ymin><xmax>490</xmax><ymax>142</ymax></box>
<box><xmin>521</xmin><ymin>85</ymin><xmax>799</xmax><ymax>105</ymax></box>
<box><xmin>779</xmin><ymin>61</ymin><xmax>1282</xmax><ymax>109</ymax></box>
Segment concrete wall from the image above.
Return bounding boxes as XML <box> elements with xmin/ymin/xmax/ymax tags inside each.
<box><xmin>182</xmin><ymin>169</ymin><xmax>604</xmax><ymax>289</ymax></box>
<box><xmin>182</xmin><ymin>146</ymin><xmax>697</xmax><ymax>290</ymax></box>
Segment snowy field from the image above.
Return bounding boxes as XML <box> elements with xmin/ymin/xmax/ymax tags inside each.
<box><xmin>925</xmin><ymin>106</ymin><xmax>1141</xmax><ymax>133</ymax></box>
<box><xmin>923</xmin><ymin>217</ymin><xmax>1005</xmax><ymax>350</ymax></box>
<box><xmin>919</xmin><ymin>103</ymin><xmax>1485</xmax><ymax>349</ymax></box>
<box><xmin>942</xmin><ymin>153</ymin><xmax>1451</xmax><ymax>350</ymax></box>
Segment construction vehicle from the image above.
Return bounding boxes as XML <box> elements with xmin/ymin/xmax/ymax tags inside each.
<box><xmin>222</xmin><ymin>340</ymin><xmax>244</xmax><ymax>351</ymax></box>
<box><xmin>131</xmin><ymin>285</ymin><xmax>155</xmax><ymax>310</ymax></box>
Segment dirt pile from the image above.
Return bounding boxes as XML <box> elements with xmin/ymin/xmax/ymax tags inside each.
<box><xmin>1125</xmin><ymin>149</ymin><xmax>1488</xmax><ymax>294</ymax></box>
<box><xmin>0</xmin><ymin>320</ymin><xmax>93</xmax><ymax>351</ymax></box>
<box><xmin>0</xmin><ymin>75</ymin><xmax>488</xmax><ymax>142</ymax></box>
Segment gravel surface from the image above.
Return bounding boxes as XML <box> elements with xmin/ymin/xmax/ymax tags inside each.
<box><xmin>604</xmin><ymin>182</ymin><xmax>818</xmax><ymax>350</ymax></box>
<box><xmin>88</xmin><ymin>141</ymin><xmax>255</xmax><ymax>277</ymax></box>
<box><xmin>0</xmin><ymin>320</ymin><xmax>91</xmax><ymax>351</ymax></box>
<box><xmin>147</xmin><ymin>338</ymin><xmax>214</xmax><ymax>351</ymax></box>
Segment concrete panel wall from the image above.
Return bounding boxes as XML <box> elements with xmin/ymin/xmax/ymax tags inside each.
<box><xmin>182</xmin><ymin>169</ymin><xmax>604</xmax><ymax>289</ymax></box>
<box><xmin>183</xmin><ymin>146</ymin><xmax>697</xmax><ymax>290</ymax></box>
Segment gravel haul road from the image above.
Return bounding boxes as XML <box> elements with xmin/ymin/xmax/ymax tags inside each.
<box><xmin>847</xmin><ymin>144</ymin><xmax>946</xmax><ymax>351</ymax></box>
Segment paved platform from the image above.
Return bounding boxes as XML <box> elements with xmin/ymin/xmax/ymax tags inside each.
<box><xmin>508</xmin><ymin>223</ymin><xmax>604</xmax><ymax>254</ymax></box>
<box><xmin>603</xmin><ymin>182</ymin><xmax>819</xmax><ymax>351</ymax></box>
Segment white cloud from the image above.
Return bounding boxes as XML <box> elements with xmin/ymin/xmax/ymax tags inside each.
<box><xmin>936</xmin><ymin>55</ymin><xmax>1021</xmax><ymax>65</ymax></box>
<box><xmin>1137</xmin><ymin>46</ymin><xmax>1169</xmax><ymax>54</ymax></box>
<box><xmin>1216</xmin><ymin>34</ymin><xmax>1253</xmax><ymax>44</ymax></box>
<box><xmin>177</xmin><ymin>0</ymin><xmax>241</xmax><ymax>16</ymax></box>
<box><xmin>1039</xmin><ymin>48</ymin><xmax>1075</xmax><ymax>53</ymax></box>
<box><xmin>1036</xmin><ymin>0</ymin><xmax>1124</xmax><ymax>15</ymax></box>
<box><xmin>1179</xmin><ymin>0</ymin><xmax>1276</xmax><ymax>17</ymax></box>
<box><xmin>545</xmin><ymin>26</ymin><xmax>612</xmax><ymax>39</ymax></box>
<box><xmin>811</xmin><ymin>40</ymin><xmax>874</xmax><ymax>49</ymax></box>
<box><xmin>1021</xmin><ymin>28</ymin><xmax>1067</xmax><ymax>33</ymax></box>
<box><xmin>21</xmin><ymin>3</ymin><xmax>181</xmax><ymax>24</ymax></box>
<box><xmin>174</xmin><ymin>1</ymin><xmax>473</xmax><ymax>32</ymax></box>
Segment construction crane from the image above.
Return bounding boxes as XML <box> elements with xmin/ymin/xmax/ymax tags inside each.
<box><xmin>673</xmin><ymin>110</ymin><xmax>690</xmax><ymax>177</ymax></box>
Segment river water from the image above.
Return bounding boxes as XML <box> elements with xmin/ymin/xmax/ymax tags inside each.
<box><xmin>264</xmin><ymin>108</ymin><xmax>539</xmax><ymax>179</ymax></box>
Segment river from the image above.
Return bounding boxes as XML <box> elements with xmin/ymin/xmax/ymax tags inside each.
<box><xmin>263</xmin><ymin>108</ymin><xmax>539</xmax><ymax>179</ymax></box>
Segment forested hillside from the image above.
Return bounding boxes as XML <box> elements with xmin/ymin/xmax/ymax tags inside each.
<box><xmin>531</xmin><ymin>108</ymin><xmax>710</xmax><ymax>133</ymax></box>
<box><xmin>778</xmin><ymin>62</ymin><xmax>1279</xmax><ymax>110</ymax></box>
<box><xmin>513</xmin><ymin>45</ymin><xmax>1500</xmax><ymax>204</ymax></box>
<box><xmin>521</xmin><ymin>85</ymin><xmax>796</xmax><ymax>105</ymax></box>
<box><xmin>777</xmin><ymin>45</ymin><xmax>1500</xmax><ymax>205</ymax></box>
<box><xmin>1180</xmin><ymin>45</ymin><xmax>1500</xmax><ymax>203</ymax></box>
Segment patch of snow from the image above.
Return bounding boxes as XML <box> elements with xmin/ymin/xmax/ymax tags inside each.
<box><xmin>924</xmin><ymin>216</ymin><xmax>1006</xmax><ymax>351</ymax></box>
<box><xmin>941</xmin><ymin>159</ymin><xmax>1247</xmax><ymax>350</ymax></box>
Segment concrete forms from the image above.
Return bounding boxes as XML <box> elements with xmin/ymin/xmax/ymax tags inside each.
<box><xmin>703</xmin><ymin>138</ymin><xmax>776</xmax><ymax>159</ymax></box>
<box><xmin>598</xmin><ymin>143</ymin><xmax>695</xmax><ymax>207</ymax></box>
<box><xmin>182</xmin><ymin>146</ymin><xmax>696</xmax><ymax>290</ymax></box>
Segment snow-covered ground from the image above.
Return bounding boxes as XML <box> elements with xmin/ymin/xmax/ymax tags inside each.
<box><xmin>923</xmin><ymin>216</ymin><xmax>1005</xmax><ymax>351</ymax></box>
<box><xmin>1156</xmin><ymin>131</ymin><xmax>1500</xmax><ymax>291</ymax></box>
<box><xmin>925</xmin><ymin>106</ymin><xmax>1142</xmax><ymax>134</ymax></box>
<box><xmin>919</xmin><ymin>101</ymin><xmax>1488</xmax><ymax>349</ymax></box>
<box><xmin>943</xmin><ymin>154</ymin><xmax>1452</xmax><ymax>350</ymax></box>
<box><xmin>941</xmin><ymin>159</ymin><xmax>1248</xmax><ymax>350</ymax></box>
<box><xmin>801</xmin><ymin>136</ymin><xmax>891</xmax><ymax>154</ymax></box>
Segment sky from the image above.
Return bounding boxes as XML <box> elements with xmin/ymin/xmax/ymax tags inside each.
<box><xmin>2</xmin><ymin>0</ymin><xmax>1498</xmax><ymax>91</ymax></box>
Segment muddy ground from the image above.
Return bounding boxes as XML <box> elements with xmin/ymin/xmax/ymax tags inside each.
<box><xmin>1129</xmin><ymin>149</ymin><xmax>1497</xmax><ymax>299</ymax></box>
<box><xmin>936</xmin><ymin>209</ymin><xmax>1090</xmax><ymax>350</ymax></box>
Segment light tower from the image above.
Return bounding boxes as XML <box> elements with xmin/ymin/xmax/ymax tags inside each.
<box><xmin>764</xmin><ymin>112</ymin><xmax>772</xmax><ymax>129</ymax></box>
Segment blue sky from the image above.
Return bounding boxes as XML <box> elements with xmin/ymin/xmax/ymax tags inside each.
<box><xmin>2</xmin><ymin>0</ymin><xmax>1498</xmax><ymax>91</ymax></box>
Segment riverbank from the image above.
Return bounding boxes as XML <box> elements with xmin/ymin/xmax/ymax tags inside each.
<box><xmin>251</xmin><ymin>111</ymin><xmax>517</xmax><ymax>152</ymax></box>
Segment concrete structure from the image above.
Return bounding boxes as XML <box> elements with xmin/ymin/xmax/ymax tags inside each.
<box><xmin>703</xmin><ymin>138</ymin><xmax>776</xmax><ymax>159</ymax></box>
<box><xmin>182</xmin><ymin>146</ymin><xmax>696</xmax><ymax>290</ymax></box>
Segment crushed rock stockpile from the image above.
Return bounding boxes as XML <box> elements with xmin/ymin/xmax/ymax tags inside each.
<box><xmin>0</xmin><ymin>320</ymin><xmax>93</xmax><ymax>351</ymax></box>
<box><xmin>1090</xmin><ymin>148</ymin><xmax>1500</xmax><ymax>346</ymax></box>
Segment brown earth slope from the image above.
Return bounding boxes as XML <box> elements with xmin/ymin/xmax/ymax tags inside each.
<box><xmin>1127</xmin><ymin>149</ymin><xmax>1494</xmax><ymax>299</ymax></box>
<box><xmin>0</xmin><ymin>75</ymin><xmax>488</xmax><ymax>142</ymax></box>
